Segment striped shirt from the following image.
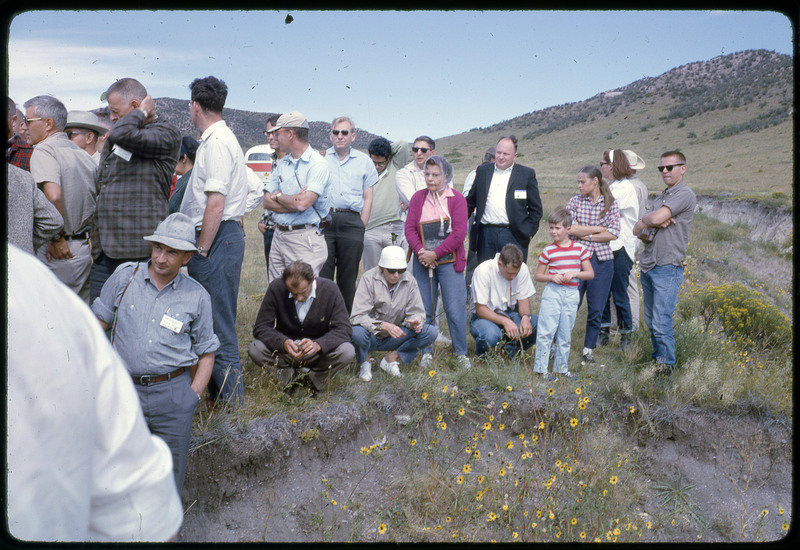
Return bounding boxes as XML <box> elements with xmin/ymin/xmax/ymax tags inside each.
<box><xmin>537</xmin><ymin>241</ymin><xmax>590</xmax><ymax>288</ymax></box>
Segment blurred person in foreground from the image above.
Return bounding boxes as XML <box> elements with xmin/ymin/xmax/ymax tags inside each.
<box><xmin>92</xmin><ymin>213</ymin><xmax>219</xmax><ymax>496</ymax></box>
<box><xmin>249</xmin><ymin>260</ymin><xmax>355</xmax><ymax>394</ymax></box>
<box><xmin>7</xmin><ymin>97</ymin><xmax>33</xmax><ymax>171</ymax></box>
<box><xmin>7</xmin><ymin>242</ymin><xmax>182</xmax><ymax>542</ymax></box>
<box><xmin>6</xmin><ymin>162</ymin><xmax>63</xmax><ymax>254</ymax></box>
<box><xmin>350</xmin><ymin>245</ymin><xmax>437</xmax><ymax>381</ymax></box>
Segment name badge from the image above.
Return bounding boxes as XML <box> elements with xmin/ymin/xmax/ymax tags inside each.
<box><xmin>514</xmin><ymin>189</ymin><xmax>527</xmax><ymax>200</ymax></box>
<box><xmin>112</xmin><ymin>145</ymin><xmax>133</xmax><ymax>162</ymax></box>
<box><xmin>160</xmin><ymin>314</ymin><xmax>184</xmax><ymax>334</ymax></box>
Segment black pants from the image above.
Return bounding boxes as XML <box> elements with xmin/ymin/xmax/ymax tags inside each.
<box><xmin>320</xmin><ymin>211</ymin><xmax>365</xmax><ymax>313</ymax></box>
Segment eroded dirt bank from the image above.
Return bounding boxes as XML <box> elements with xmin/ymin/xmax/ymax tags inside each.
<box><xmin>180</xmin><ymin>389</ymin><xmax>791</xmax><ymax>543</ymax></box>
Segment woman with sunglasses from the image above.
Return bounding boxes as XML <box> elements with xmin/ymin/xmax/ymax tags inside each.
<box><xmin>566</xmin><ymin>165</ymin><xmax>620</xmax><ymax>364</ymax></box>
<box><xmin>405</xmin><ymin>155</ymin><xmax>471</xmax><ymax>370</ymax></box>
<box><xmin>598</xmin><ymin>149</ymin><xmax>640</xmax><ymax>350</ymax></box>
<box><xmin>350</xmin><ymin>245</ymin><xmax>438</xmax><ymax>381</ymax></box>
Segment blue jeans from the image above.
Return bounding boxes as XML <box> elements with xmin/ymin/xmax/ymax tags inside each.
<box><xmin>470</xmin><ymin>311</ymin><xmax>537</xmax><ymax>357</ymax></box>
<box><xmin>351</xmin><ymin>324</ymin><xmax>438</xmax><ymax>365</ymax></box>
<box><xmin>641</xmin><ymin>264</ymin><xmax>684</xmax><ymax>368</ymax></box>
<box><xmin>412</xmin><ymin>257</ymin><xmax>468</xmax><ymax>356</ymax></box>
<box><xmin>602</xmin><ymin>248</ymin><xmax>634</xmax><ymax>332</ymax></box>
<box><xmin>476</xmin><ymin>225</ymin><xmax>527</xmax><ymax>264</ymax></box>
<box><xmin>188</xmin><ymin>221</ymin><xmax>246</xmax><ymax>407</ymax></box>
<box><xmin>578</xmin><ymin>254</ymin><xmax>613</xmax><ymax>350</ymax></box>
<box><xmin>534</xmin><ymin>283</ymin><xmax>580</xmax><ymax>373</ymax></box>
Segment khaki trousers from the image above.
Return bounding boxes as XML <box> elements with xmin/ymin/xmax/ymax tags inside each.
<box><xmin>248</xmin><ymin>339</ymin><xmax>355</xmax><ymax>391</ymax></box>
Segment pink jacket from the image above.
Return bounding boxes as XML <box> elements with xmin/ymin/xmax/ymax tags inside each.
<box><xmin>405</xmin><ymin>188</ymin><xmax>468</xmax><ymax>272</ymax></box>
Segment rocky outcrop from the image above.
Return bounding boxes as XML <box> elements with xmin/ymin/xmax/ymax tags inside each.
<box><xmin>694</xmin><ymin>195</ymin><xmax>792</xmax><ymax>243</ymax></box>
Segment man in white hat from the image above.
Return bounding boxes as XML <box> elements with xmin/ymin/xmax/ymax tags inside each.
<box><xmin>350</xmin><ymin>245</ymin><xmax>437</xmax><ymax>381</ymax></box>
<box><xmin>65</xmin><ymin>110</ymin><xmax>107</xmax><ymax>164</ymax></box>
<box><xmin>92</xmin><ymin>212</ymin><xmax>219</xmax><ymax>496</ymax></box>
<box><xmin>262</xmin><ymin>110</ymin><xmax>331</xmax><ymax>282</ymax></box>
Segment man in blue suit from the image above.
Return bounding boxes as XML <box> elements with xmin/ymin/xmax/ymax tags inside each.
<box><xmin>466</xmin><ymin>135</ymin><xmax>542</xmax><ymax>263</ymax></box>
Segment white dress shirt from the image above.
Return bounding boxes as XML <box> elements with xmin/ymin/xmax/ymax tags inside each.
<box><xmin>481</xmin><ymin>164</ymin><xmax>514</xmax><ymax>225</ymax></box>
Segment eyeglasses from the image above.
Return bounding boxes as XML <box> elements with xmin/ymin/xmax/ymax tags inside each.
<box><xmin>657</xmin><ymin>164</ymin><xmax>685</xmax><ymax>173</ymax></box>
<box><xmin>385</xmin><ymin>268</ymin><xmax>406</xmax><ymax>274</ymax></box>
<box><xmin>371</xmin><ymin>158</ymin><xmax>389</xmax><ymax>169</ymax></box>
<box><xmin>412</xmin><ymin>147</ymin><xmax>430</xmax><ymax>153</ymax></box>
<box><xmin>600</xmin><ymin>161</ymin><xmax>609</xmax><ymax>166</ymax></box>
<box><xmin>331</xmin><ymin>129</ymin><xmax>350</xmax><ymax>136</ymax></box>
<box><xmin>23</xmin><ymin>117</ymin><xmax>44</xmax><ymax>124</ymax></box>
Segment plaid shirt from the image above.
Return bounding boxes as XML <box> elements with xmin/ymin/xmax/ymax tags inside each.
<box><xmin>95</xmin><ymin>110</ymin><xmax>180</xmax><ymax>258</ymax></box>
<box><xmin>567</xmin><ymin>193</ymin><xmax>620</xmax><ymax>262</ymax></box>
<box><xmin>7</xmin><ymin>134</ymin><xmax>33</xmax><ymax>172</ymax></box>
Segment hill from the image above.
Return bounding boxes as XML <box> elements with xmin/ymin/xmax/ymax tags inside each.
<box><xmin>436</xmin><ymin>49</ymin><xmax>793</xmax><ymax>197</ymax></box>
<box><xmin>93</xmin><ymin>99</ymin><xmax>381</xmax><ymax>153</ymax></box>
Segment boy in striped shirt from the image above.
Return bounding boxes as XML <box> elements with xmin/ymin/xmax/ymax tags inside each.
<box><xmin>533</xmin><ymin>207</ymin><xmax>594</xmax><ymax>380</ymax></box>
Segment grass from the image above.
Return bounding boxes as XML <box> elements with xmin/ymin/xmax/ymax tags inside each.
<box><xmin>191</xmin><ymin>199</ymin><xmax>792</xmax><ymax>542</ymax></box>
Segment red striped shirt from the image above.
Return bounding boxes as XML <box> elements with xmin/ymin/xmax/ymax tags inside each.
<box><xmin>537</xmin><ymin>241</ymin><xmax>590</xmax><ymax>287</ymax></box>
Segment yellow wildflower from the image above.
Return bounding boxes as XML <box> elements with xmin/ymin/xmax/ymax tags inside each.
<box><xmin>506</xmin><ymin>385</ymin><xmax>513</xmax><ymax>391</ymax></box>
<box><xmin>378</xmin><ymin>523</ymin><xmax>387</xmax><ymax>534</ymax></box>
<box><xmin>610</xmin><ymin>476</ymin><xmax>618</xmax><ymax>485</ymax></box>
<box><xmin>484</xmin><ymin>422</ymin><xmax>492</xmax><ymax>430</ymax></box>
<box><xmin>579</xmin><ymin>402</ymin><xmax>586</xmax><ymax>410</ymax></box>
<box><xmin>499</xmin><ymin>468</ymin><xmax>506</xmax><ymax>477</ymax></box>
<box><xmin>422</xmin><ymin>392</ymin><xmax>427</xmax><ymax>400</ymax></box>
<box><xmin>571</xmin><ymin>518</ymin><xmax>577</xmax><ymax>525</ymax></box>
<box><xmin>506</xmin><ymin>441</ymin><xmax>514</xmax><ymax>449</ymax></box>
<box><xmin>570</xmin><ymin>418</ymin><xmax>578</xmax><ymax>427</ymax></box>
<box><xmin>428</xmin><ymin>370</ymin><xmax>436</xmax><ymax>377</ymax></box>
<box><xmin>463</xmin><ymin>464</ymin><xmax>472</xmax><ymax>474</ymax></box>
<box><xmin>487</xmin><ymin>512</ymin><xmax>497</xmax><ymax>522</ymax></box>
<box><xmin>502</xmin><ymin>401</ymin><xmax>509</xmax><ymax>409</ymax></box>
<box><xmin>575</xmin><ymin>387</ymin><xmax>582</xmax><ymax>395</ymax></box>
<box><xmin>459</xmin><ymin>408</ymin><xmax>465</xmax><ymax>415</ymax></box>
<box><xmin>410</xmin><ymin>439</ymin><xmax>417</xmax><ymax>446</ymax></box>
<box><xmin>478</xmin><ymin>475</ymin><xmax>485</xmax><ymax>484</ymax></box>
<box><xmin>456</xmin><ymin>475</ymin><xmax>464</xmax><ymax>485</ymax></box>
<box><xmin>499</xmin><ymin>424</ymin><xmax>505</xmax><ymax>430</ymax></box>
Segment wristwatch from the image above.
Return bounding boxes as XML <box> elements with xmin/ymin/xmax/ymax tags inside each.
<box><xmin>274</xmin><ymin>191</ymin><xmax>283</xmax><ymax>199</ymax></box>
<box><xmin>197</xmin><ymin>245</ymin><xmax>207</xmax><ymax>256</ymax></box>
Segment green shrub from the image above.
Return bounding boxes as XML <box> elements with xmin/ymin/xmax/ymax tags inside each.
<box><xmin>678</xmin><ymin>283</ymin><xmax>791</xmax><ymax>351</ymax></box>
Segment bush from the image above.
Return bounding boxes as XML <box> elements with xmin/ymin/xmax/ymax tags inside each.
<box><xmin>678</xmin><ymin>283</ymin><xmax>791</xmax><ymax>351</ymax></box>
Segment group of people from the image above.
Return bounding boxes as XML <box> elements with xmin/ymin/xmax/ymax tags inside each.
<box><xmin>7</xmin><ymin>74</ymin><xmax>696</xmax><ymax>541</ymax></box>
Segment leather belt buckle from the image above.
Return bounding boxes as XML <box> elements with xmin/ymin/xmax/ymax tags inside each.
<box><xmin>138</xmin><ymin>374</ymin><xmax>153</xmax><ymax>386</ymax></box>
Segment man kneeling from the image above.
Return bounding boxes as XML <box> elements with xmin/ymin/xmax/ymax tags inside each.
<box><xmin>350</xmin><ymin>245</ymin><xmax>437</xmax><ymax>381</ymax></box>
<box><xmin>249</xmin><ymin>261</ymin><xmax>355</xmax><ymax>393</ymax></box>
<box><xmin>469</xmin><ymin>243</ymin><xmax>537</xmax><ymax>357</ymax></box>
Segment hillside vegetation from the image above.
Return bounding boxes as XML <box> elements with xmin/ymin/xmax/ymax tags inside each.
<box><xmin>437</xmin><ymin>49</ymin><xmax>793</xmax><ymax>197</ymax></box>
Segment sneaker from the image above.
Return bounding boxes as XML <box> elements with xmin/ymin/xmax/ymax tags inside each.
<box><xmin>581</xmin><ymin>353</ymin><xmax>596</xmax><ymax>365</ymax></box>
<box><xmin>536</xmin><ymin>372</ymin><xmax>557</xmax><ymax>381</ymax></box>
<box><xmin>436</xmin><ymin>333</ymin><xmax>452</xmax><ymax>345</ymax></box>
<box><xmin>420</xmin><ymin>353</ymin><xmax>433</xmax><ymax>369</ymax></box>
<box><xmin>457</xmin><ymin>355</ymin><xmax>471</xmax><ymax>370</ymax></box>
<box><xmin>558</xmin><ymin>371</ymin><xmax>578</xmax><ymax>380</ymax></box>
<box><xmin>359</xmin><ymin>360</ymin><xmax>373</xmax><ymax>382</ymax></box>
<box><xmin>380</xmin><ymin>357</ymin><xmax>402</xmax><ymax>377</ymax></box>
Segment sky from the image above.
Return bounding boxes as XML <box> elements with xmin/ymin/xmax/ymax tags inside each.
<box><xmin>7</xmin><ymin>10</ymin><xmax>794</xmax><ymax>141</ymax></box>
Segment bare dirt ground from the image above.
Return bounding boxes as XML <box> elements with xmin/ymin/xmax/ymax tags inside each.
<box><xmin>179</xmin><ymin>388</ymin><xmax>792</xmax><ymax>543</ymax></box>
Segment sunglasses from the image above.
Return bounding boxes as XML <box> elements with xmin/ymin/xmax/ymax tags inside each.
<box><xmin>385</xmin><ymin>268</ymin><xmax>406</xmax><ymax>274</ymax></box>
<box><xmin>656</xmin><ymin>164</ymin><xmax>685</xmax><ymax>173</ymax></box>
<box><xmin>411</xmin><ymin>147</ymin><xmax>430</xmax><ymax>153</ymax></box>
<box><xmin>331</xmin><ymin>129</ymin><xmax>350</xmax><ymax>136</ymax></box>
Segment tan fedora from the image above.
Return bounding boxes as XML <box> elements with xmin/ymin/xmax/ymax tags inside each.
<box><xmin>65</xmin><ymin>111</ymin><xmax>108</xmax><ymax>135</ymax></box>
<box><xmin>622</xmin><ymin>150</ymin><xmax>646</xmax><ymax>170</ymax></box>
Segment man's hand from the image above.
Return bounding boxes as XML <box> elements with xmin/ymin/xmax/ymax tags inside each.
<box><xmin>257</xmin><ymin>221</ymin><xmax>267</xmax><ymax>234</ymax></box>
<box><xmin>140</xmin><ymin>95</ymin><xmax>156</xmax><ymax>118</ymax></box>
<box><xmin>502</xmin><ymin>317</ymin><xmax>520</xmax><ymax>340</ymax></box>
<box><xmin>284</xmin><ymin>339</ymin><xmax>302</xmax><ymax>359</ymax></box>
<box><xmin>295</xmin><ymin>338</ymin><xmax>321</xmax><ymax>358</ymax></box>
<box><xmin>519</xmin><ymin>315</ymin><xmax>533</xmax><ymax>338</ymax></box>
<box><xmin>407</xmin><ymin>318</ymin><xmax>423</xmax><ymax>333</ymax></box>
<box><xmin>46</xmin><ymin>237</ymin><xmax>72</xmax><ymax>261</ymax></box>
<box><xmin>658</xmin><ymin>217</ymin><xmax>676</xmax><ymax>229</ymax></box>
<box><xmin>382</xmin><ymin>321</ymin><xmax>405</xmax><ymax>339</ymax></box>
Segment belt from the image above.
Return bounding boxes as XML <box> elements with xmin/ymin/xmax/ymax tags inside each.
<box><xmin>276</xmin><ymin>223</ymin><xmax>319</xmax><ymax>232</ymax></box>
<box><xmin>131</xmin><ymin>367</ymin><xmax>186</xmax><ymax>386</ymax></box>
<box><xmin>480</xmin><ymin>223</ymin><xmax>510</xmax><ymax>228</ymax></box>
<box><xmin>63</xmin><ymin>231</ymin><xmax>90</xmax><ymax>241</ymax></box>
<box><xmin>332</xmin><ymin>208</ymin><xmax>358</xmax><ymax>214</ymax></box>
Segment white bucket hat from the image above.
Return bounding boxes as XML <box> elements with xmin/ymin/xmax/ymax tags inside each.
<box><xmin>143</xmin><ymin>213</ymin><xmax>198</xmax><ymax>252</ymax></box>
<box><xmin>378</xmin><ymin>246</ymin><xmax>407</xmax><ymax>270</ymax></box>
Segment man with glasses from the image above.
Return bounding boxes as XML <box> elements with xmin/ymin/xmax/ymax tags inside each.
<box><xmin>362</xmin><ymin>137</ymin><xmax>409</xmax><ymax>270</ymax></box>
<box><xmin>249</xmin><ymin>260</ymin><xmax>355</xmax><ymax>395</ymax></box>
<box><xmin>22</xmin><ymin>95</ymin><xmax>97</xmax><ymax>303</ymax></box>
<box><xmin>466</xmin><ymin>134</ymin><xmax>542</xmax><ymax>264</ymax></box>
<box><xmin>65</xmin><ymin>111</ymin><xmax>107</xmax><ymax>164</ymax></box>
<box><xmin>92</xmin><ymin>78</ymin><xmax>181</xmax><ymax>301</ymax></box>
<box><xmin>633</xmin><ymin>150</ymin><xmax>696</xmax><ymax>375</ymax></box>
<box><xmin>262</xmin><ymin>111</ymin><xmax>331</xmax><ymax>282</ymax></box>
<box><xmin>395</xmin><ymin>135</ymin><xmax>440</xmax><ymax>215</ymax></box>
<box><xmin>350</xmin><ymin>245</ymin><xmax>437</xmax><ymax>381</ymax></box>
<box><xmin>320</xmin><ymin>116</ymin><xmax>379</xmax><ymax>312</ymax></box>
